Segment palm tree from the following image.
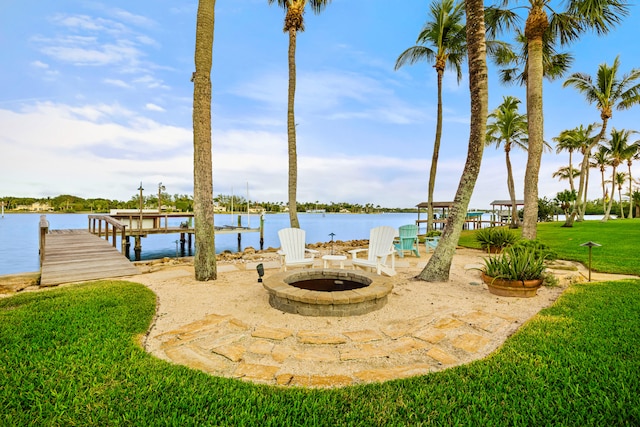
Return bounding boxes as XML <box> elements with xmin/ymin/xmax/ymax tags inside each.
<box><xmin>613</xmin><ymin>171</ymin><xmax>628</xmax><ymax>218</ymax></box>
<box><xmin>553</xmin><ymin>126</ymin><xmax>587</xmax><ymax>192</ymax></box>
<box><xmin>554</xmin><ymin>189</ymin><xmax>577</xmax><ymax>222</ymax></box>
<box><xmin>486</xmin><ymin>0</ymin><xmax>630</xmax><ymax>239</ymax></box>
<box><xmin>192</xmin><ymin>0</ymin><xmax>217</xmax><ymax>281</ymax></box>
<box><xmin>268</xmin><ymin>0</ymin><xmax>332</xmax><ymax>229</ymax></box>
<box><xmin>552</xmin><ymin>166</ymin><xmax>580</xmax><ymax>184</ymax></box>
<box><xmin>553</xmin><ymin>123</ymin><xmax>599</xmax><ymax>224</ymax></box>
<box><xmin>621</xmin><ymin>139</ymin><xmax>640</xmax><ymax>218</ymax></box>
<box><xmin>486</xmin><ymin>96</ymin><xmax>528</xmax><ymax>228</ymax></box>
<box><xmin>590</xmin><ymin>145</ymin><xmax>610</xmax><ymax>210</ymax></box>
<box><xmin>418</xmin><ymin>0</ymin><xmax>489</xmax><ymax>282</ymax></box>
<box><xmin>564</xmin><ymin>56</ymin><xmax>640</xmax><ymax>221</ymax></box>
<box><xmin>395</xmin><ymin>0</ymin><xmax>466</xmax><ymax>232</ymax></box>
<box><xmin>601</xmin><ymin>129</ymin><xmax>635</xmax><ymax>220</ymax></box>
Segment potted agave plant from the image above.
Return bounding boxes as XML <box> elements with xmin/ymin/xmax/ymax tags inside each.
<box><xmin>475</xmin><ymin>227</ymin><xmax>519</xmax><ymax>253</ymax></box>
<box><xmin>480</xmin><ymin>243</ymin><xmax>550</xmax><ymax>298</ymax></box>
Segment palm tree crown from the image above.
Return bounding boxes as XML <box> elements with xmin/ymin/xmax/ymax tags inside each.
<box><xmin>394</xmin><ymin>0</ymin><xmax>466</xmax><ymax>232</ymax></box>
<box><xmin>564</xmin><ymin>56</ymin><xmax>640</xmax><ymax>220</ymax></box>
<box><xmin>267</xmin><ymin>0</ymin><xmax>333</xmax><ymax>228</ymax></box>
<box><xmin>563</xmin><ymin>55</ymin><xmax>640</xmax><ymax>123</ymax></box>
<box><xmin>486</xmin><ymin>95</ymin><xmax>528</xmax><ymax>228</ymax></box>
<box><xmin>485</xmin><ymin>0</ymin><xmax>630</xmax><ymax>238</ymax></box>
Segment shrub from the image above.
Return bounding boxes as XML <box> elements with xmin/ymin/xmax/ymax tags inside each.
<box><xmin>475</xmin><ymin>227</ymin><xmax>519</xmax><ymax>252</ymax></box>
<box><xmin>511</xmin><ymin>239</ymin><xmax>557</xmax><ymax>262</ymax></box>
<box><xmin>482</xmin><ymin>245</ymin><xmax>546</xmax><ymax>281</ymax></box>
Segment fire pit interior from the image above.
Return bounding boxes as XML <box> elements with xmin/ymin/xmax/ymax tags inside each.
<box><xmin>262</xmin><ymin>269</ymin><xmax>393</xmax><ymax>316</ymax></box>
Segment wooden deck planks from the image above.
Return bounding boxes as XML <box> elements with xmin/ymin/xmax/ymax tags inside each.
<box><xmin>41</xmin><ymin>230</ymin><xmax>139</xmax><ymax>286</ymax></box>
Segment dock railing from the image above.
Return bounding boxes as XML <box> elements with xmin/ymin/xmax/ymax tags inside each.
<box><xmin>88</xmin><ymin>215</ymin><xmax>128</xmax><ymax>253</ymax></box>
<box><xmin>39</xmin><ymin>215</ymin><xmax>50</xmax><ymax>267</ymax></box>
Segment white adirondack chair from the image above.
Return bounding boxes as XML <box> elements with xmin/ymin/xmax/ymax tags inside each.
<box><xmin>277</xmin><ymin>228</ymin><xmax>319</xmax><ymax>271</ymax></box>
<box><xmin>349</xmin><ymin>225</ymin><xmax>397</xmax><ymax>276</ymax></box>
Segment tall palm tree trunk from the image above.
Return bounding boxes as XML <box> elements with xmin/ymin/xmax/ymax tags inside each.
<box><xmin>618</xmin><ymin>179</ymin><xmax>625</xmax><ymax>218</ymax></box>
<box><xmin>192</xmin><ymin>0</ymin><xmax>217</xmax><ymax>281</ymax></box>
<box><xmin>505</xmin><ymin>146</ymin><xmax>519</xmax><ymax>228</ymax></box>
<box><xmin>601</xmin><ymin>167</ymin><xmax>607</xmax><ymax>210</ymax></box>
<box><xmin>603</xmin><ymin>163</ymin><xmax>617</xmax><ymax>220</ymax></box>
<box><xmin>427</xmin><ymin>67</ymin><xmax>445</xmax><ymax>232</ymax></box>
<box><xmin>581</xmin><ymin>164</ymin><xmax>589</xmax><ymax>220</ymax></box>
<box><xmin>522</xmin><ymin>6</ymin><xmax>548</xmax><ymax>239</ymax></box>
<box><xmin>287</xmin><ymin>27</ymin><xmax>300</xmax><ymax>229</ymax></box>
<box><xmin>417</xmin><ymin>0</ymin><xmax>488</xmax><ymax>281</ymax></box>
<box><xmin>569</xmin><ymin>138</ymin><xmax>600</xmax><ymax>225</ymax></box>
<box><xmin>627</xmin><ymin>163</ymin><xmax>634</xmax><ymax>218</ymax></box>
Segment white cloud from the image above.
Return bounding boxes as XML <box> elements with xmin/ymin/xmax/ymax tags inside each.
<box><xmin>145</xmin><ymin>103</ymin><xmax>165</xmax><ymax>112</ymax></box>
<box><xmin>103</xmin><ymin>78</ymin><xmax>131</xmax><ymax>88</ymax></box>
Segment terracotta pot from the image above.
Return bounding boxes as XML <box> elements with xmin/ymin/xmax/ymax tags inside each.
<box><xmin>481</xmin><ymin>272</ymin><xmax>542</xmax><ymax>298</ymax></box>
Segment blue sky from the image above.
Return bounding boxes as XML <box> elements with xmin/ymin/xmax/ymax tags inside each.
<box><xmin>1</xmin><ymin>0</ymin><xmax>639</xmax><ymax>209</ymax></box>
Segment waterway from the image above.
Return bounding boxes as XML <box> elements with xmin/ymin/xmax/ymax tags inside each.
<box><xmin>0</xmin><ymin>212</ymin><xmax>432</xmax><ymax>276</ymax></box>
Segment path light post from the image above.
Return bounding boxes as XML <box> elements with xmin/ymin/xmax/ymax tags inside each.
<box><xmin>329</xmin><ymin>232</ymin><xmax>336</xmax><ymax>255</ymax></box>
<box><xmin>580</xmin><ymin>241</ymin><xmax>602</xmax><ymax>282</ymax></box>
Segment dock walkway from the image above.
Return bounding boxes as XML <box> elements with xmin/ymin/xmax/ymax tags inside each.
<box><xmin>40</xmin><ymin>229</ymin><xmax>139</xmax><ymax>286</ymax></box>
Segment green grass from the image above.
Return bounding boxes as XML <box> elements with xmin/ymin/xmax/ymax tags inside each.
<box><xmin>460</xmin><ymin>219</ymin><xmax>640</xmax><ymax>275</ymax></box>
<box><xmin>1</xmin><ymin>220</ymin><xmax>639</xmax><ymax>425</ymax></box>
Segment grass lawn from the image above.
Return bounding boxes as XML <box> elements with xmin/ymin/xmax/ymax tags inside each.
<box><xmin>1</xmin><ymin>220</ymin><xmax>639</xmax><ymax>425</ymax></box>
<box><xmin>459</xmin><ymin>219</ymin><xmax>640</xmax><ymax>276</ymax></box>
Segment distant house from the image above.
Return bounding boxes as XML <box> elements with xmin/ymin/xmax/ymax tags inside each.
<box><xmin>15</xmin><ymin>202</ymin><xmax>53</xmax><ymax>212</ymax></box>
<box><xmin>248</xmin><ymin>206</ymin><xmax>265</xmax><ymax>214</ymax></box>
<box><xmin>213</xmin><ymin>203</ymin><xmax>227</xmax><ymax>213</ymax></box>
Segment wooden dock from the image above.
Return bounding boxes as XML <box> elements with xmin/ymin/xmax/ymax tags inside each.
<box><xmin>40</xmin><ymin>229</ymin><xmax>140</xmax><ymax>287</ymax></box>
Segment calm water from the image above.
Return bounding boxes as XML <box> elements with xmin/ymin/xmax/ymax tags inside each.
<box><xmin>0</xmin><ymin>212</ymin><xmax>427</xmax><ymax>276</ymax></box>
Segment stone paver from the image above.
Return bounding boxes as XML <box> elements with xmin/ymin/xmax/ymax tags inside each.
<box><xmin>252</xmin><ymin>326</ymin><xmax>293</xmax><ymax>340</ymax></box>
<box><xmin>457</xmin><ymin>311</ymin><xmax>508</xmax><ymax>333</ymax></box>
<box><xmin>211</xmin><ymin>343</ymin><xmax>246</xmax><ymax>362</ymax></box>
<box><xmin>426</xmin><ymin>346</ymin><xmax>459</xmax><ymax>365</ymax></box>
<box><xmin>234</xmin><ymin>363</ymin><xmax>279</xmax><ymax>382</ymax></box>
<box><xmin>297</xmin><ymin>330</ymin><xmax>348</xmax><ymax>345</ymax></box>
<box><xmin>451</xmin><ymin>333</ymin><xmax>491</xmax><ymax>353</ymax></box>
<box><xmin>343</xmin><ymin>329</ymin><xmax>384</xmax><ymax>342</ymax></box>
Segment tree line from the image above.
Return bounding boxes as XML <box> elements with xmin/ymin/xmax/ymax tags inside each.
<box><xmin>0</xmin><ymin>194</ymin><xmax>416</xmax><ymax>214</ymax></box>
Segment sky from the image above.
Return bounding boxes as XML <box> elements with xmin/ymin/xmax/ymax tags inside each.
<box><xmin>1</xmin><ymin>0</ymin><xmax>639</xmax><ymax>210</ymax></box>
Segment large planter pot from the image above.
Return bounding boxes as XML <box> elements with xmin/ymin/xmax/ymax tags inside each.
<box><xmin>481</xmin><ymin>272</ymin><xmax>542</xmax><ymax>298</ymax></box>
<box><xmin>485</xmin><ymin>245</ymin><xmax>502</xmax><ymax>254</ymax></box>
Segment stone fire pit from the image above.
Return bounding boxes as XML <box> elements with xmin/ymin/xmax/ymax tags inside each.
<box><xmin>262</xmin><ymin>269</ymin><xmax>393</xmax><ymax>316</ymax></box>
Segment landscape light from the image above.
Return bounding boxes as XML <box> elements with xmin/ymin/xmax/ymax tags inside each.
<box><xmin>256</xmin><ymin>263</ymin><xmax>264</xmax><ymax>283</ymax></box>
<box><xmin>579</xmin><ymin>241</ymin><xmax>602</xmax><ymax>282</ymax></box>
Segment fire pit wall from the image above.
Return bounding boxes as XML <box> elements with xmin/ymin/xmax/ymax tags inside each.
<box><xmin>262</xmin><ymin>269</ymin><xmax>393</xmax><ymax>317</ymax></box>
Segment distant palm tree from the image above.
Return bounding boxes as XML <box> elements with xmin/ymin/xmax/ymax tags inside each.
<box><xmin>589</xmin><ymin>145</ymin><xmax>610</xmax><ymax>209</ymax></box>
<box><xmin>564</xmin><ymin>56</ymin><xmax>640</xmax><ymax>221</ymax></box>
<box><xmin>554</xmin><ymin>189</ymin><xmax>577</xmax><ymax>223</ymax></box>
<box><xmin>395</xmin><ymin>0</ymin><xmax>466</xmax><ymax>232</ymax></box>
<box><xmin>553</xmin><ymin>123</ymin><xmax>599</xmax><ymax>223</ymax></box>
<box><xmin>601</xmin><ymin>129</ymin><xmax>636</xmax><ymax>220</ymax></box>
<box><xmin>613</xmin><ymin>171</ymin><xmax>628</xmax><ymax>218</ymax></box>
<box><xmin>553</xmin><ymin>128</ymin><xmax>583</xmax><ymax>193</ymax></box>
<box><xmin>418</xmin><ymin>0</ymin><xmax>488</xmax><ymax>281</ymax></box>
<box><xmin>552</xmin><ymin>166</ymin><xmax>580</xmax><ymax>184</ymax></box>
<box><xmin>621</xmin><ymin>138</ymin><xmax>640</xmax><ymax>217</ymax></box>
<box><xmin>268</xmin><ymin>0</ymin><xmax>333</xmax><ymax>229</ymax></box>
<box><xmin>486</xmin><ymin>0</ymin><xmax>630</xmax><ymax>239</ymax></box>
<box><xmin>192</xmin><ymin>0</ymin><xmax>217</xmax><ymax>281</ymax></box>
<box><xmin>486</xmin><ymin>96</ymin><xmax>528</xmax><ymax>228</ymax></box>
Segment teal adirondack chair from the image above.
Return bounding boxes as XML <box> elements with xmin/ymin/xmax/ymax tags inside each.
<box><xmin>394</xmin><ymin>224</ymin><xmax>420</xmax><ymax>257</ymax></box>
